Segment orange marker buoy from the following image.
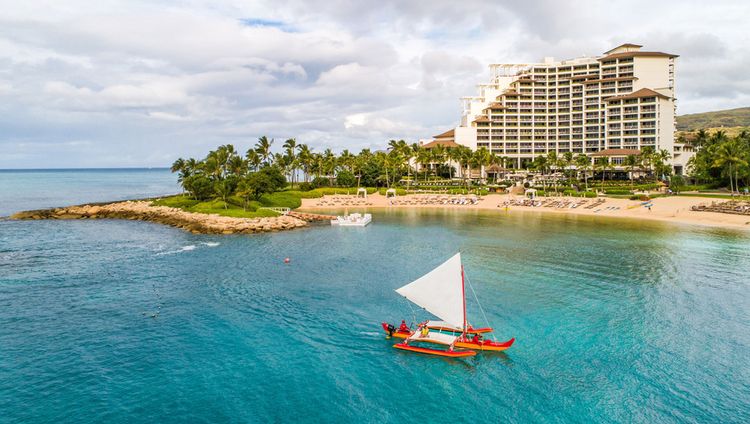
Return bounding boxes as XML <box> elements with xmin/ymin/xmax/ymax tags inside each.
<box><xmin>284</xmin><ymin>257</ymin><xmax>290</xmax><ymax>264</ymax></box>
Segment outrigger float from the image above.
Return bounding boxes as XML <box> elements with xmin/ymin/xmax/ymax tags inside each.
<box><xmin>382</xmin><ymin>253</ymin><xmax>515</xmax><ymax>357</ymax></box>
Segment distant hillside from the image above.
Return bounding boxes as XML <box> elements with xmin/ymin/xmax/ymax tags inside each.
<box><xmin>677</xmin><ymin>107</ymin><xmax>750</xmax><ymax>131</ymax></box>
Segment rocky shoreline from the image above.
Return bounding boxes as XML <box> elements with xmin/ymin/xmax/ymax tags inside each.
<box><xmin>10</xmin><ymin>201</ymin><xmax>334</xmax><ymax>234</ymax></box>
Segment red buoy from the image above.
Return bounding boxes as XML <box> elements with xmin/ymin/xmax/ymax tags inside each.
<box><xmin>284</xmin><ymin>257</ymin><xmax>291</xmax><ymax>264</ymax></box>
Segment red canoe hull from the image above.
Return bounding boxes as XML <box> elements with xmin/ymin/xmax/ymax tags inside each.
<box><xmin>393</xmin><ymin>343</ymin><xmax>476</xmax><ymax>357</ymax></box>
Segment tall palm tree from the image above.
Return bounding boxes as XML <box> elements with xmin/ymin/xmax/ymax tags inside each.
<box><xmin>694</xmin><ymin>129</ymin><xmax>709</xmax><ymax>149</ymax></box>
<box><xmin>431</xmin><ymin>144</ymin><xmax>446</xmax><ymax>177</ymax></box>
<box><xmin>417</xmin><ymin>148</ymin><xmax>432</xmax><ymax>183</ymax></box>
<box><xmin>297</xmin><ymin>144</ymin><xmax>313</xmax><ymax>182</ymax></box>
<box><xmin>473</xmin><ymin>147</ymin><xmax>492</xmax><ymax>179</ymax></box>
<box><xmin>446</xmin><ymin>147</ymin><xmax>460</xmax><ymax>179</ymax></box>
<box><xmin>639</xmin><ymin>146</ymin><xmax>655</xmax><ymax>178</ymax></box>
<box><xmin>227</xmin><ymin>155</ymin><xmax>247</xmax><ymax>178</ymax></box>
<box><xmin>562</xmin><ymin>151</ymin><xmax>574</xmax><ymax>182</ymax></box>
<box><xmin>323</xmin><ymin>148</ymin><xmax>336</xmax><ymax>185</ymax></box>
<box><xmin>594</xmin><ymin>157</ymin><xmax>613</xmax><ymax>193</ymax></box>
<box><xmin>575</xmin><ymin>154</ymin><xmax>591</xmax><ymax>192</ymax></box>
<box><xmin>714</xmin><ymin>140</ymin><xmax>748</xmax><ymax>195</ymax></box>
<box><xmin>283</xmin><ymin>138</ymin><xmax>298</xmax><ymax>186</ymax></box>
<box><xmin>255</xmin><ymin>136</ymin><xmax>274</xmax><ymax>165</ymax></box>
<box><xmin>246</xmin><ymin>149</ymin><xmax>261</xmax><ymax>172</ymax></box>
<box><xmin>623</xmin><ymin>154</ymin><xmax>640</xmax><ymax>189</ymax></box>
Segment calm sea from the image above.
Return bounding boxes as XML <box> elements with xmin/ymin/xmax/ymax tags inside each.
<box><xmin>0</xmin><ymin>169</ymin><xmax>749</xmax><ymax>423</ymax></box>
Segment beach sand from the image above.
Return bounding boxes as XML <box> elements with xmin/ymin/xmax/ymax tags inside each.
<box><xmin>300</xmin><ymin>193</ymin><xmax>750</xmax><ymax>230</ymax></box>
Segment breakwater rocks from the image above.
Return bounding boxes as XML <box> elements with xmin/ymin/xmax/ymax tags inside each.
<box><xmin>10</xmin><ymin>201</ymin><xmax>316</xmax><ymax>235</ymax></box>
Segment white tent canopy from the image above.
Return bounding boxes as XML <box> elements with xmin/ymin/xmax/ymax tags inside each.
<box><xmin>395</xmin><ymin>253</ymin><xmax>465</xmax><ymax>329</ymax></box>
<box><xmin>357</xmin><ymin>187</ymin><xmax>367</xmax><ymax>198</ymax></box>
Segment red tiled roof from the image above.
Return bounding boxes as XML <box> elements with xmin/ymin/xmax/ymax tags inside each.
<box><xmin>599</xmin><ymin>51</ymin><xmax>678</xmax><ymax>61</ymax></box>
<box><xmin>433</xmin><ymin>129</ymin><xmax>455</xmax><ymax>139</ymax></box>
<box><xmin>483</xmin><ymin>102</ymin><xmax>505</xmax><ymax>110</ymax></box>
<box><xmin>473</xmin><ymin>116</ymin><xmax>490</xmax><ymax>123</ymax></box>
<box><xmin>590</xmin><ymin>148</ymin><xmax>641</xmax><ymax>157</ymax></box>
<box><xmin>603</xmin><ymin>43</ymin><xmax>643</xmax><ymax>55</ymax></box>
<box><xmin>605</xmin><ymin>88</ymin><xmax>670</xmax><ymax>102</ymax></box>
<box><xmin>422</xmin><ymin>140</ymin><xmax>459</xmax><ymax>149</ymax></box>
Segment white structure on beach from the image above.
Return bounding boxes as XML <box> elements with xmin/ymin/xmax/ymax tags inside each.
<box><xmin>433</xmin><ymin>44</ymin><xmax>692</xmax><ymax>174</ymax></box>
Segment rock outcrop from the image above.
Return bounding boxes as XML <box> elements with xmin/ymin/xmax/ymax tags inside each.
<box><xmin>11</xmin><ymin>201</ymin><xmax>313</xmax><ymax>235</ymax></box>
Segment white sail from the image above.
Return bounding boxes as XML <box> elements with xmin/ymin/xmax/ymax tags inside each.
<box><xmin>395</xmin><ymin>253</ymin><xmax>465</xmax><ymax>329</ymax></box>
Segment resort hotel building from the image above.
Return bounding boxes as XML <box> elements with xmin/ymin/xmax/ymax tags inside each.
<box><xmin>428</xmin><ymin>44</ymin><xmax>692</xmax><ymax>174</ymax></box>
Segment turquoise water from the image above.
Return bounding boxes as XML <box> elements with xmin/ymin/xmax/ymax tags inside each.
<box><xmin>0</xmin><ymin>169</ymin><xmax>178</xmax><ymax>216</ymax></box>
<box><xmin>1</xmin><ymin>170</ymin><xmax>749</xmax><ymax>423</ymax></box>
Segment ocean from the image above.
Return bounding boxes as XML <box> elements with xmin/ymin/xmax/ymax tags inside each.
<box><xmin>0</xmin><ymin>169</ymin><xmax>748</xmax><ymax>423</ymax></box>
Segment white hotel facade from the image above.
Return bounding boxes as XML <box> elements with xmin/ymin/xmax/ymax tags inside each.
<box><xmin>435</xmin><ymin>44</ymin><xmax>692</xmax><ymax>174</ymax></box>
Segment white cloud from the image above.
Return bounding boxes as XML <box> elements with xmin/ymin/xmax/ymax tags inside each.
<box><xmin>0</xmin><ymin>0</ymin><xmax>748</xmax><ymax>168</ymax></box>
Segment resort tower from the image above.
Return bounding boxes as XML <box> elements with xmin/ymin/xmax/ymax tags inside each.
<box><xmin>438</xmin><ymin>44</ymin><xmax>691</xmax><ymax>174</ymax></box>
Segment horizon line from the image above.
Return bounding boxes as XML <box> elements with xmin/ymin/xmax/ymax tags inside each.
<box><xmin>0</xmin><ymin>167</ymin><xmax>171</xmax><ymax>171</ymax></box>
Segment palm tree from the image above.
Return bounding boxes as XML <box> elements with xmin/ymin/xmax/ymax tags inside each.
<box><xmin>473</xmin><ymin>147</ymin><xmax>492</xmax><ymax>180</ymax></box>
<box><xmin>323</xmin><ymin>148</ymin><xmax>336</xmax><ymax>185</ymax></box>
<box><xmin>694</xmin><ymin>129</ymin><xmax>709</xmax><ymax>149</ymax></box>
<box><xmin>714</xmin><ymin>140</ymin><xmax>748</xmax><ymax>195</ymax></box>
<box><xmin>446</xmin><ymin>147</ymin><xmax>460</xmax><ymax>179</ymax></box>
<box><xmin>283</xmin><ymin>138</ymin><xmax>298</xmax><ymax>186</ymax></box>
<box><xmin>639</xmin><ymin>146</ymin><xmax>655</xmax><ymax>178</ymax></box>
<box><xmin>562</xmin><ymin>151</ymin><xmax>574</xmax><ymax>183</ymax></box>
<box><xmin>410</xmin><ymin>143</ymin><xmax>422</xmax><ymax>181</ymax></box>
<box><xmin>456</xmin><ymin>146</ymin><xmax>473</xmax><ymax>188</ymax></box>
<box><xmin>546</xmin><ymin>151</ymin><xmax>559</xmax><ymax>195</ymax></box>
<box><xmin>246</xmin><ymin>149</ymin><xmax>261</xmax><ymax>172</ymax></box>
<box><xmin>255</xmin><ymin>136</ymin><xmax>274</xmax><ymax>165</ymax></box>
<box><xmin>227</xmin><ymin>155</ymin><xmax>247</xmax><ymax>178</ymax></box>
<box><xmin>623</xmin><ymin>154</ymin><xmax>640</xmax><ymax>189</ymax></box>
<box><xmin>431</xmin><ymin>144</ymin><xmax>446</xmax><ymax>177</ymax></box>
<box><xmin>297</xmin><ymin>144</ymin><xmax>313</xmax><ymax>182</ymax></box>
<box><xmin>417</xmin><ymin>148</ymin><xmax>432</xmax><ymax>183</ymax></box>
<box><xmin>594</xmin><ymin>157</ymin><xmax>612</xmax><ymax>193</ymax></box>
<box><xmin>575</xmin><ymin>154</ymin><xmax>591</xmax><ymax>192</ymax></box>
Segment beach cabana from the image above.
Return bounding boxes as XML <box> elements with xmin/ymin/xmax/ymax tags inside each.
<box><xmin>525</xmin><ymin>188</ymin><xmax>537</xmax><ymax>200</ymax></box>
<box><xmin>386</xmin><ymin>189</ymin><xmax>397</xmax><ymax>199</ymax></box>
<box><xmin>357</xmin><ymin>188</ymin><xmax>367</xmax><ymax>198</ymax></box>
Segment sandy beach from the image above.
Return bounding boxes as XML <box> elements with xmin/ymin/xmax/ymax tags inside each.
<box><xmin>300</xmin><ymin>193</ymin><xmax>750</xmax><ymax>230</ymax></box>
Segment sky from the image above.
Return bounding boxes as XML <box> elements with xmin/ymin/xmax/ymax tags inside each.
<box><xmin>0</xmin><ymin>0</ymin><xmax>748</xmax><ymax>168</ymax></box>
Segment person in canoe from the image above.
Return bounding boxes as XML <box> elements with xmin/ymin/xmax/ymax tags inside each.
<box><xmin>419</xmin><ymin>323</ymin><xmax>429</xmax><ymax>338</ymax></box>
<box><xmin>399</xmin><ymin>320</ymin><xmax>410</xmax><ymax>333</ymax></box>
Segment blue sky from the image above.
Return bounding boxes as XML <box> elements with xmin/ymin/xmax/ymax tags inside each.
<box><xmin>0</xmin><ymin>0</ymin><xmax>748</xmax><ymax>168</ymax></box>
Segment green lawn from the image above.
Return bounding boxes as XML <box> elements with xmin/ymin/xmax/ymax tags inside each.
<box><xmin>148</xmin><ymin>188</ymin><xmax>368</xmax><ymax>218</ymax></box>
<box><xmin>151</xmin><ymin>195</ymin><xmax>279</xmax><ymax>218</ymax></box>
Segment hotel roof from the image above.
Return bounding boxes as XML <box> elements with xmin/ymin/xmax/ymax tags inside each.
<box><xmin>433</xmin><ymin>129</ymin><xmax>455</xmax><ymax>139</ymax></box>
<box><xmin>599</xmin><ymin>51</ymin><xmax>678</xmax><ymax>61</ymax></box>
<box><xmin>483</xmin><ymin>102</ymin><xmax>505</xmax><ymax>110</ymax></box>
<box><xmin>605</xmin><ymin>88</ymin><xmax>670</xmax><ymax>101</ymax></box>
<box><xmin>422</xmin><ymin>140</ymin><xmax>459</xmax><ymax>149</ymax></box>
<box><xmin>603</xmin><ymin>43</ymin><xmax>643</xmax><ymax>55</ymax></box>
<box><xmin>590</xmin><ymin>148</ymin><xmax>642</xmax><ymax>157</ymax></box>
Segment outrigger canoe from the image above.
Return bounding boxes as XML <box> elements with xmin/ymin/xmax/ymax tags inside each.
<box><xmin>381</xmin><ymin>322</ymin><xmax>515</xmax><ymax>351</ymax></box>
<box><xmin>382</xmin><ymin>253</ymin><xmax>515</xmax><ymax>357</ymax></box>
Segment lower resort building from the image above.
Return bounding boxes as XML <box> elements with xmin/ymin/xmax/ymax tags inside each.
<box><xmin>429</xmin><ymin>44</ymin><xmax>692</xmax><ymax>174</ymax></box>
